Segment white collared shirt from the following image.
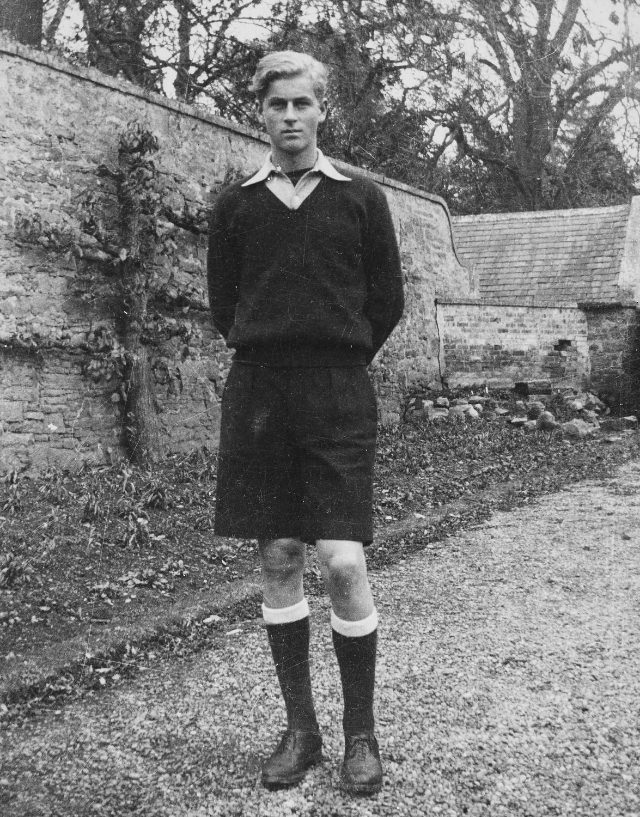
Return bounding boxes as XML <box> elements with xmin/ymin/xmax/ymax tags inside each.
<box><xmin>241</xmin><ymin>149</ymin><xmax>351</xmax><ymax>210</ymax></box>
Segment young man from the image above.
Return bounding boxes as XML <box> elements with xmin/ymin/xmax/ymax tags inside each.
<box><xmin>207</xmin><ymin>51</ymin><xmax>404</xmax><ymax>795</ymax></box>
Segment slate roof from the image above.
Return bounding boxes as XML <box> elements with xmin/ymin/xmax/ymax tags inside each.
<box><xmin>452</xmin><ymin>203</ymin><xmax>632</xmax><ymax>304</ymax></box>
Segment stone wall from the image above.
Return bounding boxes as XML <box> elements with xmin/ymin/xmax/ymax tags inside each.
<box><xmin>437</xmin><ymin>299</ymin><xmax>591</xmax><ymax>390</ymax></box>
<box><xmin>0</xmin><ymin>38</ymin><xmax>472</xmax><ymax>474</ymax></box>
<box><xmin>0</xmin><ymin>347</ymin><xmax>118</xmax><ymax>472</ymax></box>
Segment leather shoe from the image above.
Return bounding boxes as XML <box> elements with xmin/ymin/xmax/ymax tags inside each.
<box><xmin>261</xmin><ymin>729</ymin><xmax>323</xmax><ymax>788</ymax></box>
<box><xmin>339</xmin><ymin>732</ymin><xmax>383</xmax><ymax>795</ymax></box>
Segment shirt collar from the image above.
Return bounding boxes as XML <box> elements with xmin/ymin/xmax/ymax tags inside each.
<box><xmin>241</xmin><ymin>149</ymin><xmax>351</xmax><ymax>187</ymax></box>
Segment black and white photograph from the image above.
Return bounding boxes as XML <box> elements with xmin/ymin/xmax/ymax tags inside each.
<box><xmin>1</xmin><ymin>1</ymin><xmax>639</xmax><ymax>815</ymax></box>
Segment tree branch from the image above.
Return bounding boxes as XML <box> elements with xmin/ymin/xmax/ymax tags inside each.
<box><xmin>554</xmin><ymin>43</ymin><xmax>640</xmax><ymax>130</ymax></box>
<box><xmin>456</xmin><ymin>8</ymin><xmax>518</xmax><ymax>89</ymax></box>
<box><xmin>44</xmin><ymin>0</ymin><xmax>71</xmax><ymax>45</ymax></box>
<box><xmin>550</xmin><ymin>0</ymin><xmax>582</xmax><ymax>55</ymax></box>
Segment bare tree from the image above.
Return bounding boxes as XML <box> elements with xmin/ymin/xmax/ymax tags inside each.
<box><xmin>61</xmin><ymin>0</ymin><xmax>267</xmax><ymax>101</ymax></box>
<box><xmin>436</xmin><ymin>0</ymin><xmax>640</xmax><ymax>209</ymax></box>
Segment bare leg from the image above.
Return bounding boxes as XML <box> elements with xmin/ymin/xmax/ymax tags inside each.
<box><xmin>315</xmin><ymin>539</ymin><xmax>374</xmax><ymax>621</ymax></box>
<box><xmin>258</xmin><ymin>537</ymin><xmax>306</xmax><ymax>608</ymax></box>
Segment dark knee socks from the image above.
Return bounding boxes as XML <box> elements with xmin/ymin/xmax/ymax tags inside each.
<box><xmin>263</xmin><ymin>601</ymin><xmax>379</xmax><ymax>736</ymax></box>
<box><xmin>331</xmin><ymin>609</ymin><xmax>378</xmax><ymax>735</ymax></box>
<box><xmin>263</xmin><ymin>599</ymin><xmax>319</xmax><ymax>734</ymax></box>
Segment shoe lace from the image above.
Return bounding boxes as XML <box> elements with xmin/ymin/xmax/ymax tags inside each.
<box><xmin>346</xmin><ymin>734</ymin><xmax>373</xmax><ymax>761</ymax></box>
<box><xmin>278</xmin><ymin>731</ymin><xmax>299</xmax><ymax>752</ymax></box>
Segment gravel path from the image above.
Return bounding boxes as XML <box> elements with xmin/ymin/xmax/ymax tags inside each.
<box><xmin>2</xmin><ymin>461</ymin><xmax>640</xmax><ymax>816</ymax></box>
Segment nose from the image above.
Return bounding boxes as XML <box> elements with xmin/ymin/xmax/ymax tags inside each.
<box><xmin>284</xmin><ymin>102</ymin><xmax>297</xmax><ymax>122</ymax></box>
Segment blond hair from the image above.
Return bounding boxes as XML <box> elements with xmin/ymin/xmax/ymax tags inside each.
<box><xmin>250</xmin><ymin>51</ymin><xmax>328</xmax><ymax>103</ymax></box>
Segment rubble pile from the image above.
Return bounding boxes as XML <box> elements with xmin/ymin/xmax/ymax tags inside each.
<box><xmin>406</xmin><ymin>381</ymin><xmax>638</xmax><ymax>439</ymax></box>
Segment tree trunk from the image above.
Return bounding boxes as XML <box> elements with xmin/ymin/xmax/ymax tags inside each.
<box><xmin>117</xmin><ymin>127</ymin><xmax>165</xmax><ymax>465</ymax></box>
<box><xmin>511</xmin><ymin>75</ymin><xmax>554</xmax><ymax>210</ymax></box>
<box><xmin>0</xmin><ymin>0</ymin><xmax>43</xmax><ymax>46</ymax></box>
<box><xmin>121</xmin><ymin>256</ymin><xmax>164</xmax><ymax>464</ymax></box>
<box><xmin>174</xmin><ymin>0</ymin><xmax>192</xmax><ymax>101</ymax></box>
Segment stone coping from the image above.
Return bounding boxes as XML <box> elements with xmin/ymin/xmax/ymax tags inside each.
<box><xmin>436</xmin><ymin>297</ymin><xmax>581</xmax><ymax>309</ymax></box>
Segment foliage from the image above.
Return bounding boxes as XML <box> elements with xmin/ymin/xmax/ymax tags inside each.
<box><xmin>552</xmin><ymin>125</ymin><xmax>639</xmax><ymax>208</ymax></box>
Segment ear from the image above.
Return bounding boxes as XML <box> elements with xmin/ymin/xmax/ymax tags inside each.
<box><xmin>318</xmin><ymin>97</ymin><xmax>328</xmax><ymax>124</ymax></box>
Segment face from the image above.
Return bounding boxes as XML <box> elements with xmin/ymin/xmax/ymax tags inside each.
<box><xmin>260</xmin><ymin>74</ymin><xmax>328</xmax><ymax>164</ymax></box>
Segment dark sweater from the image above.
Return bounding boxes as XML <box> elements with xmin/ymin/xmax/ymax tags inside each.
<box><xmin>207</xmin><ymin>171</ymin><xmax>404</xmax><ymax>366</ymax></box>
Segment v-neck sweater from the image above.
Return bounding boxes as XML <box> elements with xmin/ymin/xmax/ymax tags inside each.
<box><xmin>207</xmin><ymin>172</ymin><xmax>404</xmax><ymax>366</ymax></box>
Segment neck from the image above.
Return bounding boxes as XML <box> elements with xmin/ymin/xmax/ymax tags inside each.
<box><xmin>271</xmin><ymin>145</ymin><xmax>318</xmax><ymax>173</ymax></box>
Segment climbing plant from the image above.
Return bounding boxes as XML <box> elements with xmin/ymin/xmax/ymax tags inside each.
<box><xmin>115</xmin><ymin>124</ymin><xmax>165</xmax><ymax>463</ymax></box>
<box><xmin>10</xmin><ymin>121</ymin><xmax>235</xmax><ymax>465</ymax></box>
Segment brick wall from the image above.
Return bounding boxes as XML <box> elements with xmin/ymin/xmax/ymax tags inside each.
<box><xmin>0</xmin><ymin>39</ymin><xmax>472</xmax><ymax>474</ymax></box>
<box><xmin>584</xmin><ymin>305</ymin><xmax>640</xmax><ymax>410</ymax></box>
<box><xmin>437</xmin><ymin>299</ymin><xmax>591</xmax><ymax>390</ymax></box>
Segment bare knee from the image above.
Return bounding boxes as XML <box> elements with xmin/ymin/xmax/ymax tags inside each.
<box><xmin>317</xmin><ymin>541</ymin><xmax>373</xmax><ymax>620</ymax></box>
<box><xmin>320</xmin><ymin>550</ymin><xmax>366</xmax><ymax>595</ymax></box>
<box><xmin>259</xmin><ymin>537</ymin><xmax>306</xmax><ymax>583</ymax></box>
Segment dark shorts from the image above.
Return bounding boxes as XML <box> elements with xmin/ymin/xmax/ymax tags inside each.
<box><xmin>215</xmin><ymin>363</ymin><xmax>377</xmax><ymax>544</ymax></box>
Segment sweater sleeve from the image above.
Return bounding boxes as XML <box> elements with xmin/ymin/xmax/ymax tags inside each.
<box><xmin>207</xmin><ymin>191</ymin><xmax>239</xmax><ymax>341</ymax></box>
<box><xmin>362</xmin><ymin>184</ymin><xmax>404</xmax><ymax>363</ymax></box>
